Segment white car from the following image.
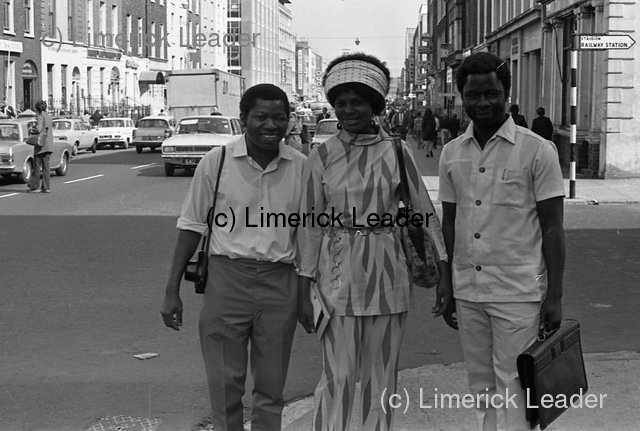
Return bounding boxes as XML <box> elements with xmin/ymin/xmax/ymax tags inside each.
<box><xmin>52</xmin><ymin>118</ymin><xmax>100</xmax><ymax>155</ymax></box>
<box><xmin>96</xmin><ymin>117</ymin><xmax>136</xmax><ymax>149</ymax></box>
<box><xmin>309</xmin><ymin>118</ymin><xmax>339</xmax><ymax>153</ymax></box>
<box><xmin>161</xmin><ymin>115</ymin><xmax>242</xmax><ymax>176</ymax></box>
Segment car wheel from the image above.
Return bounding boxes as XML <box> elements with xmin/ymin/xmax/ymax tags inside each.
<box><xmin>18</xmin><ymin>159</ymin><xmax>33</xmax><ymax>184</ymax></box>
<box><xmin>123</xmin><ymin>138</ymin><xmax>129</xmax><ymax>149</ymax></box>
<box><xmin>164</xmin><ymin>162</ymin><xmax>175</xmax><ymax>177</ymax></box>
<box><xmin>91</xmin><ymin>140</ymin><xmax>97</xmax><ymax>153</ymax></box>
<box><xmin>55</xmin><ymin>153</ymin><xmax>69</xmax><ymax>176</ymax></box>
<box><xmin>135</xmin><ymin>145</ymin><xmax>142</xmax><ymax>154</ymax></box>
<box><xmin>72</xmin><ymin>142</ymin><xmax>79</xmax><ymax>157</ymax></box>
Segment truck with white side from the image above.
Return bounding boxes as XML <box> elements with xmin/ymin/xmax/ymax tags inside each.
<box><xmin>165</xmin><ymin>69</ymin><xmax>245</xmax><ymax>122</ymax></box>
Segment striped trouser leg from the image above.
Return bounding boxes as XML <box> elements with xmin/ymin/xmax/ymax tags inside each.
<box><xmin>312</xmin><ymin>313</ymin><xmax>407</xmax><ymax>431</ymax></box>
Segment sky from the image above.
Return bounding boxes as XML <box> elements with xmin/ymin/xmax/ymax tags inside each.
<box><xmin>289</xmin><ymin>0</ymin><xmax>428</xmax><ymax>77</ymax></box>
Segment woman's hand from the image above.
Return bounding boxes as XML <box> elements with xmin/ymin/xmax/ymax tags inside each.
<box><xmin>297</xmin><ymin>276</ymin><xmax>315</xmax><ymax>334</ymax></box>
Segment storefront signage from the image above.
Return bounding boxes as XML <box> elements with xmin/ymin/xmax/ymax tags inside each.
<box><xmin>579</xmin><ymin>34</ymin><xmax>636</xmax><ymax>50</ymax></box>
<box><xmin>88</xmin><ymin>48</ymin><xmax>122</xmax><ymax>61</ymax></box>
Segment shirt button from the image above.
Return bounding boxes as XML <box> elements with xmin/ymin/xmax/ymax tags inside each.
<box><xmin>479</xmin><ymin>167</ymin><xmax>485</xmax><ymax>173</ymax></box>
<box><xmin>475</xmin><ymin>265</ymin><xmax>482</xmax><ymax>271</ymax></box>
<box><xmin>475</xmin><ymin>200</ymin><xmax>482</xmax><ymax>206</ymax></box>
<box><xmin>474</xmin><ymin>233</ymin><xmax>481</xmax><ymax>239</ymax></box>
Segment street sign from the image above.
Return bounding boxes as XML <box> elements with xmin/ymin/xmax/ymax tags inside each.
<box><xmin>579</xmin><ymin>34</ymin><xmax>636</xmax><ymax>50</ymax></box>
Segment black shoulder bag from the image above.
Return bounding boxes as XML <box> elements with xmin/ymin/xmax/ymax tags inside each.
<box><xmin>393</xmin><ymin>138</ymin><xmax>440</xmax><ymax>288</ymax></box>
<box><xmin>184</xmin><ymin>146</ymin><xmax>226</xmax><ymax>294</ymax></box>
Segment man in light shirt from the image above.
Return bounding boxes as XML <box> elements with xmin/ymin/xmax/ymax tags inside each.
<box><xmin>161</xmin><ymin>84</ymin><xmax>306</xmax><ymax>431</ymax></box>
<box><xmin>439</xmin><ymin>52</ymin><xmax>565</xmax><ymax>431</ymax></box>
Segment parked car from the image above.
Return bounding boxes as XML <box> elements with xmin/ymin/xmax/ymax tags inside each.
<box><xmin>96</xmin><ymin>117</ymin><xmax>136</xmax><ymax>149</ymax></box>
<box><xmin>308</xmin><ymin>118</ymin><xmax>339</xmax><ymax>153</ymax></box>
<box><xmin>52</xmin><ymin>118</ymin><xmax>100</xmax><ymax>155</ymax></box>
<box><xmin>132</xmin><ymin>116</ymin><xmax>176</xmax><ymax>153</ymax></box>
<box><xmin>0</xmin><ymin>119</ymin><xmax>73</xmax><ymax>183</ymax></box>
<box><xmin>161</xmin><ymin>115</ymin><xmax>242</xmax><ymax>176</ymax></box>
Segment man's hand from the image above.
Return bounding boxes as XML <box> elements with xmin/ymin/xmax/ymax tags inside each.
<box><xmin>539</xmin><ymin>295</ymin><xmax>562</xmax><ymax>332</ymax></box>
<box><xmin>161</xmin><ymin>292</ymin><xmax>183</xmax><ymax>331</ymax></box>
<box><xmin>432</xmin><ymin>261</ymin><xmax>458</xmax><ymax>330</ymax></box>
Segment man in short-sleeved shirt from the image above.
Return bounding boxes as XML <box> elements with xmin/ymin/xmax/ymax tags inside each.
<box><xmin>438</xmin><ymin>52</ymin><xmax>565</xmax><ymax>431</ymax></box>
<box><xmin>161</xmin><ymin>84</ymin><xmax>306</xmax><ymax>431</ymax></box>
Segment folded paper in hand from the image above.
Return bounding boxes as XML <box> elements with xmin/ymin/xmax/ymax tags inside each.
<box><xmin>310</xmin><ymin>282</ymin><xmax>333</xmax><ymax>337</ymax></box>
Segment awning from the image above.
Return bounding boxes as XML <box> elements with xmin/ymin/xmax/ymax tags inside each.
<box><xmin>138</xmin><ymin>71</ymin><xmax>166</xmax><ymax>84</ymax></box>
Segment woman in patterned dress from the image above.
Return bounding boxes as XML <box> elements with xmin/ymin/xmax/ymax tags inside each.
<box><xmin>296</xmin><ymin>53</ymin><xmax>453</xmax><ymax>431</ymax></box>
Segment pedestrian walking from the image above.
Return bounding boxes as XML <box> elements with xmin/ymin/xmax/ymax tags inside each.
<box><xmin>26</xmin><ymin>100</ymin><xmax>54</xmax><ymax>193</ymax></box>
<box><xmin>284</xmin><ymin>104</ymin><xmax>303</xmax><ymax>152</ymax></box>
<box><xmin>81</xmin><ymin>110</ymin><xmax>91</xmax><ymax>127</ymax></box>
<box><xmin>439</xmin><ymin>52</ymin><xmax>565</xmax><ymax>431</ymax></box>
<box><xmin>422</xmin><ymin>108</ymin><xmax>437</xmax><ymax>157</ymax></box>
<box><xmin>90</xmin><ymin>109</ymin><xmax>103</xmax><ymax>127</ymax></box>
<box><xmin>509</xmin><ymin>103</ymin><xmax>528</xmax><ymax>128</ymax></box>
<box><xmin>531</xmin><ymin>106</ymin><xmax>554</xmax><ymax>141</ymax></box>
<box><xmin>315</xmin><ymin>107</ymin><xmax>331</xmax><ymax>124</ymax></box>
<box><xmin>413</xmin><ymin>110</ymin><xmax>423</xmax><ymax>149</ymax></box>
<box><xmin>297</xmin><ymin>52</ymin><xmax>451</xmax><ymax>431</ymax></box>
<box><xmin>161</xmin><ymin>84</ymin><xmax>307</xmax><ymax>431</ymax></box>
<box><xmin>448</xmin><ymin>113</ymin><xmax>461</xmax><ymax>139</ymax></box>
<box><xmin>391</xmin><ymin>107</ymin><xmax>410</xmax><ymax>140</ymax></box>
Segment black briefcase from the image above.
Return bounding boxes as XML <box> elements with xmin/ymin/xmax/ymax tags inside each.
<box><xmin>516</xmin><ymin>319</ymin><xmax>588</xmax><ymax>430</ymax></box>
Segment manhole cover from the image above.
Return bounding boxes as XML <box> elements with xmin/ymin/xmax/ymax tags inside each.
<box><xmin>86</xmin><ymin>415</ymin><xmax>160</xmax><ymax>431</ymax></box>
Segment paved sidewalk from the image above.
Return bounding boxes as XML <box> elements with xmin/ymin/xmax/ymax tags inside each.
<box><xmin>282</xmin><ymin>351</ymin><xmax>640</xmax><ymax>431</ymax></box>
<box><xmin>420</xmin><ymin>176</ymin><xmax>640</xmax><ymax>206</ymax></box>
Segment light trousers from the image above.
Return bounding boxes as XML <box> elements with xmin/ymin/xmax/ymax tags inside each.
<box><xmin>199</xmin><ymin>256</ymin><xmax>298</xmax><ymax>431</ymax></box>
<box><xmin>456</xmin><ymin>299</ymin><xmax>541</xmax><ymax>431</ymax></box>
<box><xmin>313</xmin><ymin>313</ymin><xmax>407</xmax><ymax>431</ymax></box>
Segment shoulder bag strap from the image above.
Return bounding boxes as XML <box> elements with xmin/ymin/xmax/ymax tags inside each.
<box><xmin>393</xmin><ymin>137</ymin><xmax>414</xmax><ymax>211</ymax></box>
<box><xmin>201</xmin><ymin>145</ymin><xmax>226</xmax><ymax>252</ymax></box>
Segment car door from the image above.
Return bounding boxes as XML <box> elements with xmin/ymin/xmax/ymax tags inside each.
<box><xmin>72</xmin><ymin>121</ymin><xmax>85</xmax><ymax>149</ymax></box>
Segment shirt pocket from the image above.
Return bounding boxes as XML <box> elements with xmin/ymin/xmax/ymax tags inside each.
<box><xmin>493</xmin><ymin>169</ymin><xmax>529</xmax><ymax>207</ymax></box>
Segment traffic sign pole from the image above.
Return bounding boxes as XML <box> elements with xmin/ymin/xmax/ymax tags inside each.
<box><xmin>570</xmin><ymin>43</ymin><xmax>577</xmax><ymax>199</ymax></box>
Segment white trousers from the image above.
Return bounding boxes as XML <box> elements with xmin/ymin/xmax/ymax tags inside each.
<box><xmin>456</xmin><ymin>299</ymin><xmax>541</xmax><ymax>431</ymax></box>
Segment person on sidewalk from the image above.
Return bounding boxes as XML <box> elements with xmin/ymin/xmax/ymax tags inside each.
<box><xmin>284</xmin><ymin>104</ymin><xmax>303</xmax><ymax>152</ymax></box>
<box><xmin>391</xmin><ymin>106</ymin><xmax>410</xmax><ymax>140</ymax></box>
<box><xmin>161</xmin><ymin>84</ymin><xmax>307</xmax><ymax>431</ymax></box>
<box><xmin>297</xmin><ymin>52</ymin><xmax>451</xmax><ymax>431</ymax></box>
<box><xmin>413</xmin><ymin>110</ymin><xmax>424</xmax><ymax>149</ymax></box>
<box><xmin>26</xmin><ymin>100</ymin><xmax>54</xmax><ymax>193</ymax></box>
<box><xmin>439</xmin><ymin>52</ymin><xmax>565</xmax><ymax>431</ymax></box>
<box><xmin>509</xmin><ymin>103</ymin><xmax>528</xmax><ymax>128</ymax></box>
<box><xmin>531</xmin><ymin>106</ymin><xmax>554</xmax><ymax>141</ymax></box>
<box><xmin>315</xmin><ymin>106</ymin><xmax>331</xmax><ymax>124</ymax></box>
<box><xmin>422</xmin><ymin>108</ymin><xmax>437</xmax><ymax>157</ymax></box>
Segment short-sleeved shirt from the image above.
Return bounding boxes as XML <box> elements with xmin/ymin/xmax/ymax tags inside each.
<box><xmin>177</xmin><ymin>135</ymin><xmax>307</xmax><ymax>263</ymax></box>
<box><xmin>438</xmin><ymin>116</ymin><xmax>564</xmax><ymax>302</ymax></box>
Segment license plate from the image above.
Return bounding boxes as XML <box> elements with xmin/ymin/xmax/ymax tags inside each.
<box><xmin>184</xmin><ymin>158</ymin><xmax>198</xmax><ymax>165</ymax></box>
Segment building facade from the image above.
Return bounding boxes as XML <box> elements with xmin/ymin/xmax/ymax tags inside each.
<box><xmin>407</xmin><ymin>0</ymin><xmax>640</xmax><ymax>178</ymax></box>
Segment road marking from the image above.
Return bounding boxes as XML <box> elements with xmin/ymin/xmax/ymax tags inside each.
<box><xmin>131</xmin><ymin>163</ymin><xmax>157</xmax><ymax>170</ymax></box>
<box><xmin>0</xmin><ymin>192</ymin><xmax>19</xmax><ymax>199</ymax></box>
<box><xmin>64</xmin><ymin>174</ymin><xmax>104</xmax><ymax>184</ymax></box>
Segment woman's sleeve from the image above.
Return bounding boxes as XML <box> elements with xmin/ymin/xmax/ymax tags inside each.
<box><xmin>401</xmin><ymin>141</ymin><xmax>448</xmax><ymax>262</ymax></box>
<box><xmin>296</xmin><ymin>148</ymin><xmax>326</xmax><ymax>278</ymax></box>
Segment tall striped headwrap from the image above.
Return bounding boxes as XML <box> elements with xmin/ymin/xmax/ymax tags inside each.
<box><xmin>324</xmin><ymin>60</ymin><xmax>389</xmax><ymax>105</ymax></box>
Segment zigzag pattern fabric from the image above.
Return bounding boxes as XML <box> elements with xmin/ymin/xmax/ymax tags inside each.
<box><xmin>313</xmin><ymin>313</ymin><xmax>407</xmax><ymax>431</ymax></box>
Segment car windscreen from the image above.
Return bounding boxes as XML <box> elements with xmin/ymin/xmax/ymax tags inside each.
<box><xmin>138</xmin><ymin>119</ymin><xmax>169</xmax><ymax>128</ymax></box>
<box><xmin>0</xmin><ymin>124</ymin><xmax>20</xmax><ymax>140</ymax></box>
<box><xmin>53</xmin><ymin>121</ymin><xmax>72</xmax><ymax>130</ymax></box>
<box><xmin>177</xmin><ymin>118</ymin><xmax>230</xmax><ymax>135</ymax></box>
<box><xmin>99</xmin><ymin>119</ymin><xmax>125</xmax><ymax>127</ymax></box>
<box><xmin>316</xmin><ymin>121</ymin><xmax>338</xmax><ymax>135</ymax></box>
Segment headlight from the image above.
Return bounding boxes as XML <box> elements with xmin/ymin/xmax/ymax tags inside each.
<box><xmin>163</xmin><ymin>146</ymin><xmax>175</xmax><ymax>153</ymax></box>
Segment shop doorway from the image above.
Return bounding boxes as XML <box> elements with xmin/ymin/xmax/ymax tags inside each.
<box><xmin>21</xmin><ymin>61</ymin><xmax>38</xmax><ymax>110</ymax></box>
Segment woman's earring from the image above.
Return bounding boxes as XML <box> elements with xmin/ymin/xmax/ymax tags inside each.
<box><xmin>337</xmin><ymin>122</ymin><xmax>342</xmax><ymax>130</ymax></box>
<box><xmin>370</xmin><ymin>119</ymin><xmax>379</xmax><ymax>132</ymax></box>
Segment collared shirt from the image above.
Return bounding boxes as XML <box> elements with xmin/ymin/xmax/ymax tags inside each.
<box><xmin>177</xmin><ymin>135</ymin><xmax>307</xmax><ymax>263</ymax></box>
<box><xmin>297</xmin><ymin>129</ymin><xmax>447</xmax><ymax>316</ymax></box>
<box><xmin>439</xmin><ymin>116</ymin><xmax>564</xmax><ymax>302</ymax></box>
